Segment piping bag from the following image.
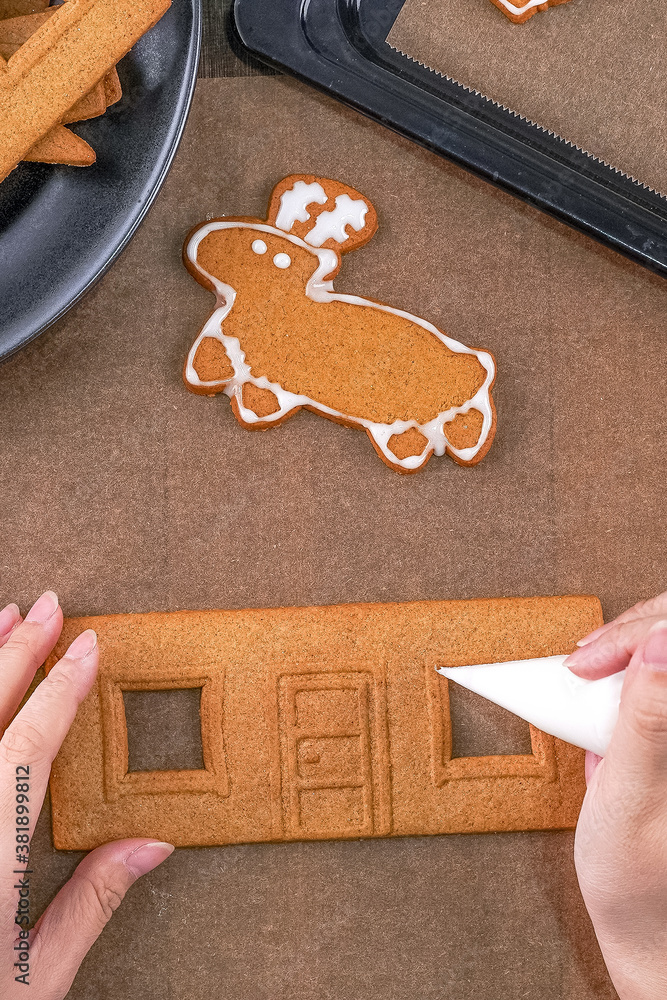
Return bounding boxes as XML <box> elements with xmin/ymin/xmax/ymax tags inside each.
<box><xmin>436</xmin><ymin>655</ymin><xmax>625</xmax><ymax>757</ymax></box>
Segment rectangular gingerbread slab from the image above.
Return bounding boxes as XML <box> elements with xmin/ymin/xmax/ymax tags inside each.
<box><xmin>0</xmin><ymin>0</ymin><xmax>170</xmax><ymax>180</ymax></box>
<box><xmin>47</xmin><ymin>594</ymin><xmax>602</xmax><ymax>849</ymax></box>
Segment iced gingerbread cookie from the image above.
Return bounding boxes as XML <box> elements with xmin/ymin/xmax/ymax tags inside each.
<box><xmin>183</xmin><ymin>175</ymin><xmax>497</xmax><ymax>474</ymax></box>
<box><xmin>490</xmin><ymin>0</ymin><xmax>572</xmax><ymax>24</ymax></box>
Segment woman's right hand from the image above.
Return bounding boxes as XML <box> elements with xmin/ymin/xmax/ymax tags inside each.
<box><xmin>565</xmin><ymin>593</ymin><xmax>667</xmax><ymax>999</ymax></box>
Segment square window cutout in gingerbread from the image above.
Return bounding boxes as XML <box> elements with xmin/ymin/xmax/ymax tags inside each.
<box><xmin>47</xmin><ymin>595</ymin><xmax>601</xmax><ymax>849</ymax></box>
<box><xmin>122</xmin><ymin>687</ymin><xmax>205</xmax><ymax>772</ymax></box>
<box><xmin>446</xmin><ymin>681</ymin><xmax>534</xmax><ymax>758</ymax></box>
<box><xmin>99</xmin><ymin>672</ymin><xmax>228</xmax><ymax>803</ymax></box>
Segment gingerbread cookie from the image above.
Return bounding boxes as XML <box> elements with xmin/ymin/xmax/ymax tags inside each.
<box><xmin>0</xmin><ymin>0</ymin><xmax>48</xmax><ymax>17</ymax></box>
<box><xmin>183</xmin><ymin>175</ymin><xmax>497</xmax><ymax>474</ymax></box>
<box><xmin>46</xmin><ymin>595</ymin><xmax>601</xmax><ymax>849</ymax></box>
<box><xmin>0</xmin><ymin>0</ymin><xmax>170</xmax><ymax>181</ymax></box>
<box><xmin>0</xmin><ymin>8</ymin><xmax>124</xmax><ymax>166</ymax></box>
<box><xmin>490</xmin><ymin>0</ymin><xmax>572</xmax><ymax>24</ymax></box>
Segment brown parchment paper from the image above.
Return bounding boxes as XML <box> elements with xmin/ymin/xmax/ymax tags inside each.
<box><xmin>3</xmin><ymin>72</ymin><xmax>667</xmax><ymax>998</ymax></box>
<box><xmin>388</xmin><ymin>0</ymin><xmax>667</xmax><ymax>195</ymax></box>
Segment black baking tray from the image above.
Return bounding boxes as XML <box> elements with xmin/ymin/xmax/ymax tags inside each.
<box><xmin>234</xmin><ymin>0</ymin><xmax>667</xmax><ymax>278</ymax></box>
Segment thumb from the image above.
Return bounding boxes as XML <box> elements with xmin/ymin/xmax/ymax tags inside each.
<box><xmin>28</xmin><ymin>839</ymin><xmax>173</xmax><ymax>996</ymax></box>
<box><xmin>604</xmin><ymin>620</ymin><xmax>667</xmax><ymax>790</ymax></box>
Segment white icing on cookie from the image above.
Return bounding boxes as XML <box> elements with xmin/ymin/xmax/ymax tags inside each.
<box><xmin>273</xmin><ymin>252</ymin><xmax>291</xmax><ymax>269</ymax></box>
<box><xmin>304</xmin><ymin>194</ymin><xmax>368</xmax><ymax>247</ymax></box>
<box><xmin>494</xmin><ymin>0</ymin><xmax>548</xmax><ymax>15</ymax></box>
<box><xmin>252</xmin><ymin>239</ymin><xmax>267</xmax><ymax>254</ymax></box>
<box><xmin>275</xmin><ymin>181</ymin><xmax>328</xmax><ymax>232</ymax></box>
<box><xmin>184</xmin><ymin>221</ymin><xmax>495</xmax><ymax>471</ymax></box>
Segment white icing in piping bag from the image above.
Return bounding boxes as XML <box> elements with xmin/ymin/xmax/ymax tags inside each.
<box><xmin>437</xmin><ymin>656</ymin><xmax>625</xmax><ymax>757</ymax></box>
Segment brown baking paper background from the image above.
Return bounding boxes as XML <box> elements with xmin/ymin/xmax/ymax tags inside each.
<box><xmin>2</xmin><ymin>71</ymin><xmax>667</xmax><ymax>998</ymax></box>
<box><xmin>388</xmin><ymin>0</ymin><xmax>667</xmax><ymax>195</ymax></box>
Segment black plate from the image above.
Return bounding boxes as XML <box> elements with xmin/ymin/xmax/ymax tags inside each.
<box><xmin>234</xmin><ymin>0</ymin><xmax>667</xmax><ymax>279</ymax></box>
<box><xmin>0</xmin><ymin>0</ymin><xmax>202</xmax><ymax>361</ymax></box>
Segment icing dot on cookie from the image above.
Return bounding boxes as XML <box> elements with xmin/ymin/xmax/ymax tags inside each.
<box><xmin>252</xmin><ymin>239</ymin><xmax>267</xmax><ymax>255</ymax></box>
<box><xmin>273</xmin><ymin>253</ymin><xmax>291</xmax><ymax>269</ymax></box>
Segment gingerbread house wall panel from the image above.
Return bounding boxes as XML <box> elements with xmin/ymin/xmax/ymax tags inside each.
<box><xmin>47</xmin><ymin>595</ymin><xmax>601</xmax><ymax>849</ymax></box>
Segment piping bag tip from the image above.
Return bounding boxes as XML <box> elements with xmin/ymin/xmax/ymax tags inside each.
<box><xmin>436</xmin><ymin>655</ymin><xmax>624</xmax><ymax>757</ymax></box>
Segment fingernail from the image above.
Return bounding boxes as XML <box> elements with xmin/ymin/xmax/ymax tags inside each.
<box><xmin>65</xmin><ymin>629</ymin><xmax>97</xmax><ymax>659</ymax></box>
<box><xmin>643</xmin><ymin>621</ymin><xmax>667</xmax><ymax>670</ymax></box>
<box><xmin>0</xmin><ymin>603</ymin><xmax>20</xmax><ymax>635</ymax></box>
<box><xmin>564</xmin><ymin>645</ymin><xmax>603</xmax><ymax>672</ymax></box>
<box><xmin>125</xmin><ymin>842</ymin><xmax>175</xmax><ymax>878</ymax></box>
<box><xmin>564</xmin><ymin>645</ymin><xmax>584</xmax><ymax>667</ymax></box>
<box><xmin>25</xmin><ymin>591</ymin><xmax>59</xmax><ymax>624</ymax></box>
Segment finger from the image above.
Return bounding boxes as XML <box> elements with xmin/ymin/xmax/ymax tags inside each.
<box><xmin>29</xmin><ymin>839</ymin><xmax>174</xmax><ymax>997</ymax></box>
<box><xmin>576</xmin><ymin>621</ymin><xmax>614</xmax><ymax>647</ymax></box>
<box><xmin>603</xmin><ymin>621</ymin><xmax>667</xmax><ymax>791</ymax></box>
<box><xmin>0</xmin><ymin>629</ymin><xmax>97</xmax><ymax>795</ymax></box>
<box><xmin>0</xmin><ymin>629</ymin><xmax>98</xmax><ymax>923</ymax></box>
<box><xmin>564</xmin><ymin>616</ymin><xmax>660</xmax><ymax>679</ymax></box>
<box><xmin>576</xmin><ymin>593</ymin><xmax>667</xmax><ymax>647</ymax></box>
<box><xmin>0</xmin><ymin>591</ymin><xmax>63</xmax><ymax>733</ymax></box>
<box><xmin>0</xmin><ymin>604</ymin><xmax>21</xmax><ymax>650</ymax></box>
<box><xmin>584</xmin><ymin>750</ymin><xmax>602</xmax><ymax>785</ymax></box>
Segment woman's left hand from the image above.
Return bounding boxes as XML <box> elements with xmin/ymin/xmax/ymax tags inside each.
<box><xmin>0</xmin><ymin>591</ymin><xmax>173</xmax><ymax>999</ymax></box>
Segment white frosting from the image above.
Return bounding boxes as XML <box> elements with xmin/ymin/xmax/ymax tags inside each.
<box><xmin>252</xmin><ymin>239</ymin><xmax>267</xmax><ymax>254</ymax></box>
<box><xmin>275</xmin><ymin>181</ymin><xmax>328</xmax><ymax>232</ymax></box>
<box><xmin>273</xmin><ymin>252</ymin><xmax>291</xmax><ymax>269</ymax></box>
<box><xmin>437</xmin><ymin>656</ymin><xmax>624</xmax><ymax>757</ymax></box>
<box><xmin>494</xmin><ymin>0</ymin><xmax>548</xmax><ymax>15</ymax></box>
<box><xmin>304</xmin><ymin>194</ymin><xmax>368</xmax><ymax>248</ymax></box>
<box><xmin>184</xmin><ymin>221</ymin><xmax>495</xmax><ymax>471</ymax></box>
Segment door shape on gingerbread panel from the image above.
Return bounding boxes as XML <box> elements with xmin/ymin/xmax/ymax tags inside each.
<box><xmin>276</xmin><ymin>671</ymin><xmax>391</xmax><ymax>840</ymax></box>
